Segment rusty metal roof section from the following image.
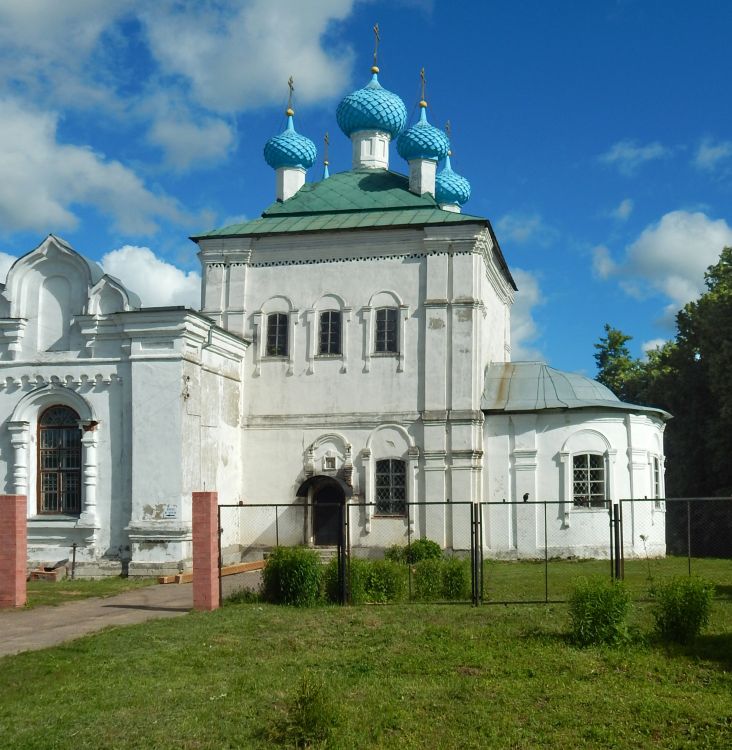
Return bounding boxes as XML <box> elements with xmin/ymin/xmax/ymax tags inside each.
<box><xmin>481</xmin><ymin>362</ymin><xmax>671</xmax><ymax>420</ymax></box>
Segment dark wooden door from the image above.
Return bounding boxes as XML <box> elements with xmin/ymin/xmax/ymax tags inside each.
<box><xmin>312</xmin><ymin>485</ymin><xmax>344</xmax><ymax>546</ymax></box>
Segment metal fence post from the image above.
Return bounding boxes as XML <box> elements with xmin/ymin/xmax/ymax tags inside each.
<box><xmin>217</xmin><ymin>505</ymin><xmax>223</xmax><ymax>607</ymax></box>
<box><xmin>609</xmin><ymin>504</ymin><xmax>614</xmax><ymax>580</ymax></box>
<box><xmin>407</xmin><ymin>500</ymin><xmax>413</xmax><ymax>602</ymax></box>
<box><xmin>612</xmin><ymin>503</ymin><xmax>622</xmax><ymax>580</ymax></box>
<box><xmin>686</xmin><ymin>499</ymin><xmax>692</xmax><ymax>576</ymax></box>
<box><xmin>338</xmin><ymin>501</ymin><xmax>347</xmax><ymax>605</ymax></box>
<box><xmin>544</xmin><ymin>501</ymin><xmax>548</xmax><ymax>603</ymax></box>
<box><xmin>478</xmin><ymin>501</ymin><xmax>484</xmax><ymax>605</ymax></box>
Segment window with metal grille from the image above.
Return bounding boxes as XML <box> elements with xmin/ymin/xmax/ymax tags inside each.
<box><xmin>375</xmin><ymin>459</ymin><xmax>406</xmax><ymax>515</ymax></box>
<box><xmin>38</xmin><ymin>405</ymin><xmax>81</xmax><ymax>515</ymax></box>
<box><xmin>375</xmin><ymin>307</ymin><xmax>398</xmax><ymax>353</ymax></box>
<box><xmin>266</xmin><ymin>312</ymin><xmax>288</xmax><ymax>357</ymax></box>
<box><xmin>572</xmin><ymin>453</ymin><xmax>606</xmax><ymax>508</ymax></box>
<box><xmin>319</xmin><ymin>310</ymin><xmax>341</xmax><ymax>355</ymax></box>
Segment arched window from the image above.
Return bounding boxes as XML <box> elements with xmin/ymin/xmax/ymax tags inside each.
<box><xmin>38</xmin><ymin>405</ymin><xmax>81</xmax><ymax>515</ymax></box>
<box><xmin>375</xmin><ymin>459</ymin><xmax>406</xmax><ymax>515</ymax></box>
<box><xmin>572</xmin><ymin>453</ymin><xmax>606</xmax><ymax>508</ymax></box>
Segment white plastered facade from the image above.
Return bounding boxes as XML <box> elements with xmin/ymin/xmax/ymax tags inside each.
<box><xmin>0</xmin><ymin>236</ymin><xmax>248</xmax><ymax>576</ymax></box>
<box><xmin>2</xmin><ymin>193</ymin><xmax>667</xmax><ymax>575</ymax></box>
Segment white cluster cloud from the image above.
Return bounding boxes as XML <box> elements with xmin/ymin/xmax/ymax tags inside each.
<box><xmin>611</xmin><ymin>198</ymin><xmax>634</xmax><ymax>221</ymax></box>
<box><xmin>0</xmin><ymin>98</ymin><xmax>184</xmax><ymax>235</ymax></box>
<box><xmin>599</xmin><ymin>139</ymin><xmax>669</xmax><ymax>175</ymax></box>
<box><xmin>510</xmin><ymin>268</ymin><xmax>545</xmax><ymax>361</ymax></box>
<box><xmin>0</xmin><ymin>1</ymin><xmax>361</xmax><ymax>234</ymax></box>
<box><xmin>694</xmin><ymin>138</ymin><xmax>732</xmax><ymax>171</ymax></box>
<box><xmin>101</xmin><ymin>245</ymin><xmax>201</xmax><ymax>309</ymax></box>
<box><xmin>595</xmin><ymin>210</ymin><xmax>732</xmax><ymax>321</ymax></box>
<box><xmin>496</xmin><ymin>213</ymin><xmax>553</xmax><ymax>245</ymax></box>
<box><xmin>641</xmin><ymin>338</ymin><xmax>666</xmax><ymax>355</ymax></box>
<box><xmin>591</xmin><ymin>245</ymin><xmax>616</xmax><ymax>279</ymax></box>
<box><xmin>140</xmin><ymin>0</ymin><xmax>356</xmax><ymax>112</ymax></box>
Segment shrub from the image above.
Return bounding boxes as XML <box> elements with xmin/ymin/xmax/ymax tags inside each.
<box><xmin>651</xmin><ymin>577</ymin><xmax>715</xmax><ymax>644</ymax></box>
<box><xmin>261</xmin><ymin>546</ymin><xmax>322</xmax><ymax>607</ymax></box>
<box><xmin>385</xmin><ymin>539</ymin><xmax>443</xmax><ymax>565</ymax></box>
<box><xmin>568</xmin><ymin>577</ymin><xmax>631</xmax><ymax>646</ymax></box>
<box><xmin>412</xmin><ymin>558</ymin><xmax>471</xmax><ymax>601</ymax></box>
<box><xmin>360</xmin><ymin>559</ymin><xmax>406</xmax><ymax>603</ymax></box>
<box><xmin>441</xmin><ymin>557</ymin><xmax>471</xmax><ymax>600</ymax></box>
<box><xmin>405</xmin><ymin>538</ymin><xmax>442</xmax><ymax>564</ymax></box>
<box><xmin>384</xmin><ymin>544</ymin><xmax>406</xmax><ymax>564</ymax></box>
<box><xmin>269</xmin><ymin>671</ymin><xmax>338</xmax><ymax>748</ymax></box>
<box><xmin>413</xmin><ymin>558</ymin><xmax>443</xmax><ymax>601</ymax></box>
<box><xmin>324</xmin><ymin>558</ymin><xmax>407</xmax><ymax>604</ymax></box>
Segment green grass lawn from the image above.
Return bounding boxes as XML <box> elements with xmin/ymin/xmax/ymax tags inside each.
<box><xmin>0</xmin><ymin>600</ymin><xmax>729</xmax><ymax>749</ymax></box>
<box><xmin>24</xmin><ymin>576</ymin><xmax>156</xmax><ymax>608</ymax></box>
<box><xmin>482</xmin><ymin>556</ymin><xmax>732</xmax><ymax>603</ymax></box>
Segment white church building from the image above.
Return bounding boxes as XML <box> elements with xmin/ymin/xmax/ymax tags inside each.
<box><xmin>0</xmin><ymin>61</ymin><xmax>669</xmax><ymax>576</ymax></box>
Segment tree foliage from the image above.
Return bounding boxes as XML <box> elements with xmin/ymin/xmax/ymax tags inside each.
<box><xmin>595</xmin><ymin>247</ymin><xmax>732</xmax><ymax>496</ymax></box>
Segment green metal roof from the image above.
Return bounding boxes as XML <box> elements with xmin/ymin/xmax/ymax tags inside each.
<box><xmin>192</xmin><ymin>169</ymin><xmax>488</xmax><ymax>239</ymax></box>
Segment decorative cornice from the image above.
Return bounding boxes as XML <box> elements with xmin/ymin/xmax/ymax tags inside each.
<box><xmin>0</xmin><ymin>373</ymin><xmax>122</xmax><ymax>390</ymax></box>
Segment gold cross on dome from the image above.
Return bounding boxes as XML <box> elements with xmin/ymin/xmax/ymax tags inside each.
<box><xmin>420</xmin><ymin>67</ymin><xmax>426</xmax><ymax>102</ymax></box>
<box><xmin>373</xmin><ymin>23</ymin><xmax>380</xmax><ymax>66</ymax></box>
<box><xmin>324</xmin><ymin>132</ymin><xmax>330</xmax><ymax>162</ymax></box>
<box><xmin>445</xmin><ymin>120</ymin><xmax>452</xmax><ymax>138</ymax></box>
<box><xmin>287</xmin><ymin>76</ymin><xmax>294</xmax><ymax>110</ymax></box>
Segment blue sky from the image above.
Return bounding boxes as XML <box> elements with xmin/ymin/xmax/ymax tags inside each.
<box><xmin>1</xmin><ymin>0</ymin><xmax>731</xmax><ymax>374</ymax></box>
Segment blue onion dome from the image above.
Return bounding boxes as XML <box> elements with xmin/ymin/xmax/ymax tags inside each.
<box><xmin>263</xmin><ymin>109</ymin><xmax>317</xmax><ymax>170</ymax></box>
<box><xmin>336</xmin><ymin>66</ymin><xmax>407</xmax><ymax>139</ymax></box>
<box><xmin>436</xmin><ymin>153</ymin><xmax>471</xmax><ymax>206</ymax></box>
<box><xmin>396</xmin><ymin>102</ymin><xmax>450</xmax><ymax>162</ymax></box>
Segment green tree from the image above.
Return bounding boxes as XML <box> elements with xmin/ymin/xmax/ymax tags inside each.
<box><xmin>593</xmin><ymin>324</ymin><xmax>643</xmax><ymax>402</ymax></box>
<box><xmin>594</xmin><ymin>247</ymin><xmax>732</xmax><ymax>497</ymax></box>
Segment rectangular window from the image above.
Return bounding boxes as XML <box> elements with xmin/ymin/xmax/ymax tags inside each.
<box><xmin>375</xmin><ymin>458</ymin><xmax>407</xmax><ymax>515</ymax></box>
<box><xmin>319</xmin><ymin>310</ymin><xmax>341</xmax><ymax>355</ymax></box>
<box><xmin>266</xmin><ymin>313</ymin><xmax>288</xmax><ymax>357</ymax></box>
<box><xmin>572</xmin><ymin>453</ymin><xmax>606</xmax><ymax>508</ymax></box>
<box><xmin>375</xmin><ymin>307</ymin><xmax>398</xmax><ymax>353</ymax></box>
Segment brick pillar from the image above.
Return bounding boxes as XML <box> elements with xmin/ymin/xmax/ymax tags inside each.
<box><xmin>192</xmin><ymin>491</ymin><xmax>219</xmax><ymax>611</ymax></box>
<box><xmin>0</xmin><ymin>495</ymin><xmax>27</xmax><ymax>608</ymax></box>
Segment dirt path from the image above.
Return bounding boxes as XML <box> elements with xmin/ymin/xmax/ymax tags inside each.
<box><xmin>0</xmin><ymin>570</ymin><xmax>260</xmax><ymax>658</ymax></box>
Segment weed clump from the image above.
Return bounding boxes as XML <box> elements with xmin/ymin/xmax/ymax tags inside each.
<box><xmin>651</xmin><ymin>577</ymin><xmax>715</xmax><ymax>644</ymax></box>
<box><xmin>568</xmin><ymin>576</ymin><xmax>631</xmax><ymax>646</ymax></box>
<box><xmin>270</xmin><ymin>671</ymin><xmax>338</xmax><ymax>748</ymax></box>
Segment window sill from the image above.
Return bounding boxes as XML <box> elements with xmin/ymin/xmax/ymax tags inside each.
<box><xmin>571</xmin><ymin>505</ymin><xmax>609</xmax><ymax>512</ymax></box>
<box><xmin>371</xmin><ymin>514</ymin><xmax>407</xmax><ymax>519</ymax></box>
<box><xmin>315</xmin><ymin>354</ymin><xmax>343</xmax><ymax>359</ymax></box>
<box><xmin>371</xmin><ymin>352</ymin><xmax>399</xmax><ymax>358</ymax></box>
<box><xmin>261</xmin><ymin>355</ymin><xmax>289</xmax><ymax>361</ymax></box>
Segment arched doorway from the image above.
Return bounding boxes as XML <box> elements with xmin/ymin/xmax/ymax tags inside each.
<box><xmin>312</xmin><ymin>483</ymin><xmax>345</xmax><ymax>546</ymax></box>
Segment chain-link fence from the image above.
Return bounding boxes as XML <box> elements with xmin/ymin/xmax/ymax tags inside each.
<box><xmin>217</xmin><ymin>497</ymin><xmax>732</xmax><ymax>605</ymax></box>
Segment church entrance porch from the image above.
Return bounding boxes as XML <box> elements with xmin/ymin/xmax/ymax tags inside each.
<box><xmin>295</xmin><ymin>475</ymin><xmax>352</xmax><ymax>547</ymax></box>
